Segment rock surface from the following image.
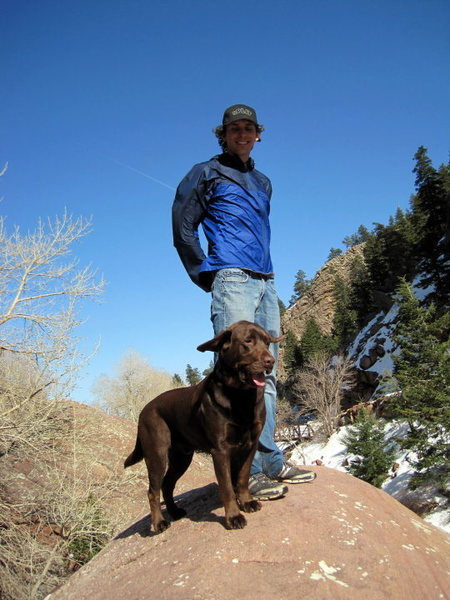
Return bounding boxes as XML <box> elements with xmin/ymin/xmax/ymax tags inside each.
<box><xmin>47</xmin><ymin>463</ymin><xmax>450</xmax><ymax>600</ymax></box>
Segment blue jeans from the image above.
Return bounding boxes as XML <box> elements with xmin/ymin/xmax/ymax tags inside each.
<box><xmin>210</xmin><ymin>268</ymin><xmax>284</xmax><ymax>477</ymax></box>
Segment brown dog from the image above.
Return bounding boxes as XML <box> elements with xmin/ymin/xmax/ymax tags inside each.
<box><xmin>124</xmin><ymin>320</ymin><xmax>281</xmax><ymax>533</ymax></box>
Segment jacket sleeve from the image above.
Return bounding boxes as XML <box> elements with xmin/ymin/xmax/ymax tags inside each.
<box><xmin>172</xmin><ymin>163</ymin><xmax>213</xmax><ymax>292</ymax></box>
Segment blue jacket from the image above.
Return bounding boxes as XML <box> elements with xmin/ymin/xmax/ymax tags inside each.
<box><xmin>172</xmin><ymin>153</ymin><xmax>274</xmax><ymax>292</ymax></box>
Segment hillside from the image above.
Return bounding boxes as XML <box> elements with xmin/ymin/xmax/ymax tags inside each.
<box><xmin>0</xmin><ymin>400</ymin><xmax>212</xmax><ymax>599</ymax></box>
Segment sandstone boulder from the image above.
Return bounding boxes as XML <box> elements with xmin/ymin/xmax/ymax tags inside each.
<box><xmin>47</xmin><ymin>464</ymin><xmax>450</xmax><ymax>600</ymax></box>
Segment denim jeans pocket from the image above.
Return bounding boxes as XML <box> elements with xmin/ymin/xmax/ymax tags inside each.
<box><xmin>212</xmin><ymin>268</ymin><xmax>249</xmax><ymax>290</ymax></box>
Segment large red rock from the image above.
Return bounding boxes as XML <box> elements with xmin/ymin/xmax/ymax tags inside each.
<box><xmin>47</xmin><ymin>465</ymin><xmax>449</xmax><ymax>600</ymax></box>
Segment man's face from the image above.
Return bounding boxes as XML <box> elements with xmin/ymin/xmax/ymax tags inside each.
<box><xmin>222</xmin><ymin>120</ymin><xmax>258</xmax><ymax>162</ymax></box>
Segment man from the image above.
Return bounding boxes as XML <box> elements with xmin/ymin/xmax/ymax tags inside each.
<box><xmin>172</xmin><ymin>104</ymin><xmax>316</xmax><ymax>499</ymax></box>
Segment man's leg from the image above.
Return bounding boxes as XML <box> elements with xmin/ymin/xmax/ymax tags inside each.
<box><xmin>252</xmin><ymin>278</ymin><xmax>284</xmax><ymax>477</ymax></box>
<box><xmin>255</xmin><ymin>279</ymin><xmax>317</xmax><ymax>485</ymax></box>
<box><xmin>210</xmin><ymin>269</ymin><xmax>287</xmax><ymax>499</ymax></box>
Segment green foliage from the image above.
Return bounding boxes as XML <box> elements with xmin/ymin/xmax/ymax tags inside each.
<box><xmin>202</xmin><ymin>360</ymin><xmax>214</xmax><ymax>377</ymax></box>
<box><xmin>342</xmin><ymin>224</ymin><xmax>371</xmax><ymax>249</ymax></box>
<box><xmin>363</xmin><ymin>211</ymin><xmax>418</xmax><ymax>296</ymax></box>
<box><xmin>299</xmin><ymin>318</ymin><xmax>337</xmax><ymax>365</ymax></box>
<box><xmin>66</xmin><ymin>494</ymin><xmax>110</xmax><ymax>568</ymax></box>
<box><xmin>171</xmin><ymin>373</ymin><xmax>184</xmax><ymax>387</ymax></box>
<box><xmin>283</xmin><ymin>330</ymin><xmax>303</xmax><ymax>372</ymax></box>
<box><xmin>410</xmin><ymin>146</ymin><xmax>450</xmax><ymax>302</ymax></box>
<box><xmin>289</xmin><ymin>269</ymin><xmax>312</xmax><ymax>306</ymax></box>
<box><xmin>347</xmin><ymin>253</ymin><xmax>375</xmax><ymax>327</ymax></box>
<box><xmin>332</xmin><ymin>275</ymin><xmax>359</xmax><ymax>348</ymax></box>
<box><xmin>387</xmin><ymin>279</ymin><xmax>450</xmax><ymax>483</ymax></box>
<box><xmin>362</xmin><ymin>147</ymin><xmax>449</xmax><ymax>308</ymax></box>
<box><xmin>344</xmin><ymin>408</ymin><xmax>395</xmax><ymax>488</ymax></box>
<box><xmin>327</xmin><ymin>247</ymin><xmax>343</xmax><ymax>261</ymax></box>
<box><xmin>185</xmin><ymin>364</ymin><xmax>202</xmax><ymax>386</ymax></box>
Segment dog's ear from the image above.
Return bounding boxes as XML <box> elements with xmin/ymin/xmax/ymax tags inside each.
<box><xmin>197</xmin><ymin>328</ymin><xmax>232</xmax><ymax>353</ymax></box>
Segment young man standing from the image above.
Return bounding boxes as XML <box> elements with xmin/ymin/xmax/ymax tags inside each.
<box><xmin>172</xmin><ymin>104</ymin><xmax>316</xmax><ymax>499</ymax></box>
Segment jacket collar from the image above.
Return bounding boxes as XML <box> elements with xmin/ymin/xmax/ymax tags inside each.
<box><xmin>215</xmin><ymin>152</ymin><xmax>255</xmax><ymax>173</ymax></box>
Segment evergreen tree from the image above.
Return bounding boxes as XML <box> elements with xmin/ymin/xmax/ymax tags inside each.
<box><xmin>363</xmin><ymin>212</ymin><xmax>418</xmax><ymax>297</ymax></box>
<box><xmin>185</xmin><ymin>364</ymin><xmax>202</xmax><ymax>385</ymax></box>
<box><xmin>388</xmin><ymin>279</ymin><xmax>450</xmax><ymax>484</ymax></box>
<box><xmin>283</xmin><ymin>330</ymin><xmax>303</xmax><ymax>372</ymax></box>
<box><xmin>299</xmin><ymin>318</ymin><xmax>337</xmax><ymax>365</ymax></box>
<box><xmin>344</xmin><ymin>408</ymin><xmax>395</xmax><ymax>488</ymax></box>
<box><xmin>327</xmin><ymin>247</ymin><xmax>343</xmax><ymax>261</ymax></box>
<box><xmin>332</xmin><ymin>275</ymin><xmax>358</xmax><ymax>348</ymax></box>
<box><xmin>410</xmin><ymin>147</ymin><xmax>450</xmax><ymax>302</ymax></box>
<box><xmin>278</xmin><ymin>297</ymin><xmax>286</xmax><ymax>316</ymax></box>
<box><xmin>342</xmin><ymin>225</ymin><xmax>371</xmax><ymax>248</ymax></box>
<box><xmin>172</xmin><ymin>373</ymin><xmax>184</xmax><ymax>387</ymax></box>
<box><xmin>348</xmin><ymin>253</ymin><xmax>375</xmax><ymax>327</ymax></box>
<box><xmin>289</xmin><ymin>269</ymin><xmax>312</xmax><ymax>306</ymax></box>
<box><xmin>202</xmin><ymin>360</ymin><xmax>214</xmax><ymax>377</ymax></box>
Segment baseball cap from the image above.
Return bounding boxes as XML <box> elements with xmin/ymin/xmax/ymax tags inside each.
<box><xmin>222</xmin><ymin>104</ymin><xmax>258</xmax><ymax>126</ymax></box>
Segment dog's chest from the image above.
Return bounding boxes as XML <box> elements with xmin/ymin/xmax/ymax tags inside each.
<box><xmin>225</xmin><ymin>421</ymin><xmax>255</xmax><ymax>448</ymax></box>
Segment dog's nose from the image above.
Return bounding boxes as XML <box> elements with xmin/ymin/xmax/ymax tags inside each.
<box><xmin>264</xmin><ymin>355</ymin><xmax>275</xmax><ymax>370</ymax></box>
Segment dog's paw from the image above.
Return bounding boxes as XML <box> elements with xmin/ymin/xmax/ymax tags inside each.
<box><xmin>241</xmin><ymin>499</ymin><xmax>262</xmax><ymax>513</ymax></box>
<box><xmin>154</xmin><ymin>519</ymin><xmax>171</xmax><ymax>534</ymax></box>
<box><xmin>226</xmin><ymin>513</ymin><xmax>247</xmax><ymax>530</ymax></box>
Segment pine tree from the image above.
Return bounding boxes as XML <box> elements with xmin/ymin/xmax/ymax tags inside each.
<box><xmin>327</xmin><ymin>247</ymin><xmax>343</xmax><ymax>261</ymax></box>
<box><xmin>289</xmin><ymin>269</ymin><xmax>312</xmax><ymax>306</ymax></box>
<box><xmin>410</xmin><ymin>147</ymin><xmax>450</xmax><ymax>302</ymax></box>
<box><xmin>283</xmin><ymin>330</ymin><xmax>303</xmax><ymax>372</ymax></box>
<box><xmin>344</xmin><ymin>408</ymin><xmax>395</xmax><ymax>488</ymax></box>
<box><xmin>172</xmin><ymin>373</ymin><xmax>184</xmax><ymax>387</ymax></box>
<box><xmin>348</xmin><ymin>254</ymin><xmax>375</xmax><ymax>327</ymax></box>
<box><xmin>299</xmin><ymin>318</ymin><xmax>337</xmax><ymax>365</ymax></box>
<box><xmin>332</xmin><ymin>275</ymin><xmax>358</xmax><ymax>348</ymax></box>
<box><xmin>185</xmin><ymin>364</ymin><xmax>202</xmax><ymax>385</ymax></box>
<box><xmin>342</xmin><ymin>224</ymin><xmax>371</xmax><ymax>248</ymax></box>
<box><xmin>389</xmin><ymin>279</ymin><xmax>450</xmax><ymax>484</ymax></box>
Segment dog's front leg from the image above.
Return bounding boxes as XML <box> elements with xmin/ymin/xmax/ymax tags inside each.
<box><xmin>235</xmin><ymin>446</ymin><xmax>262</xmax><ymax>514</ymax></box>
<box><xmin>211</xmin><ymin>449</ymin><xmax>247</xmax><ymax>529</ymax></box>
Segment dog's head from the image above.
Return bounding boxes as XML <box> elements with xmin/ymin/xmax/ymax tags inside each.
<box><xmin>197</xmin><ymin>321</ymin><xmax>283</xmax><ymax>389</ymax></box>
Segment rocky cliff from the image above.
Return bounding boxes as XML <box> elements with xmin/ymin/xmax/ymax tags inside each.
<box><xmin>281</xmin><ymin>245</ymin><xmax>365</xmax><ymax>340</ymax></box>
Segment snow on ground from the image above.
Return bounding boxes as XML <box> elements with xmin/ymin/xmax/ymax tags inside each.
<box><xmin>288</xmin><ymin>421</ymin><xmax>450</xmax><ymax>535</ymax></box>
<box><xmin>284</xmin><ymin>275</ymin><xmax>449</xmax><ymax>533</ymax></box>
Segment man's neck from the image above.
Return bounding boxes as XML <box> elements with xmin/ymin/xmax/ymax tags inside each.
<box><xmin>217</xmin><ymin>152</ymin><xmax>254</xmax><ymax>173</ymax></box>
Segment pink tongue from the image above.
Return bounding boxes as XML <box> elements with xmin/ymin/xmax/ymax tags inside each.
<box><xmin>252</xmin><ymin>374</ymin><xmax>266</xmax><ymax>387</ymax></box>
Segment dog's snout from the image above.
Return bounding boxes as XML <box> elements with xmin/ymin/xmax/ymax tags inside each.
<box><xmin>264</xmin><ymin>353</ymin><xmax>275</xmax><ymax>371</ymax></box>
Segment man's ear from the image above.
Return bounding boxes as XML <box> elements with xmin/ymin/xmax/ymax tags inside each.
<box><xmin>197</xmin><ymin>328</ymin><xmax>232</xmax><ymax>353</ymax></box>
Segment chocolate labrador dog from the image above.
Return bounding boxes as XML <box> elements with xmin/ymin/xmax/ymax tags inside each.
<box><xmin>124</xmin><ymin>320</ymin><xmax>281</xmax><ymax>533</ymax></box>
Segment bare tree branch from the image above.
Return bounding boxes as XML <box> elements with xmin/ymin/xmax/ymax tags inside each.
<box><xmin>293</xmin><ymin>353</ymin><xmax>355</xmax><ymax>438</ymax></box>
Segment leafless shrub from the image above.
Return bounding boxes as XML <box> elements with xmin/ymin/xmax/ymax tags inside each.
<box><xmin>0</xmin><ymin>212</ymin><xmax>107</xmax><ymax>599</ymax></box>
<box><xmin>0</xmin><ymin>405</ymin><xmax>135</xmax><ymax>600</ymax></box>
<box><xmin>293</xmin><ymin>353</ymin><xmax>354</xmax><ymax>438</ymax></box>
<box><xmin>0</xmin><ymin>212</ymin><xmax>105</xmax><ymax>456</ymax></box>
<box><xmin>276</xmin><ymin>395</ymin><xmax>296</xmax><ymax>426</ymax></box>
<box><xmin>92</xmin><ymin>350</ymin><xmax>174</xmax><ymax>422</ymax></box>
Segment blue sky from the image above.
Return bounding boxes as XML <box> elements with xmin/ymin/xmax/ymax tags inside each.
<box><xmin>1</xmin><ymin>0</ymin><xmax>449</xmax><ymax>403</ymax></box>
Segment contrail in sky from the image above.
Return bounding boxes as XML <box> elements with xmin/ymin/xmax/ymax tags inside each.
<box><xmin>112</xmin><ymin>158</ymin><xmax>176</xmax><ymax>192</ymax></box>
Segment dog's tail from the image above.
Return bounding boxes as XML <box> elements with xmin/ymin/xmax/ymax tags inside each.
<box><xmin>124</xmin><ymin>436</ymin><xmax>144</xmax><ymax>468</ymax></box>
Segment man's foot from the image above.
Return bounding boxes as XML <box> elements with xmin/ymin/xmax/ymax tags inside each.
<box><xmin>275</xmin><ymin>462</ymin><xmax>317</xmax><ymax>484</ymax></box>
<box><xmin>248</xmin><ymin>472</ymin><xmax>288</xmax><ymax>500</ymax></box>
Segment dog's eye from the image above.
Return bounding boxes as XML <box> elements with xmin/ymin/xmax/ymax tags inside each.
<box><xmin>244</xmin><ymin>337</ymin><xmax>253</xmax><ymax>344</ymax></box>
